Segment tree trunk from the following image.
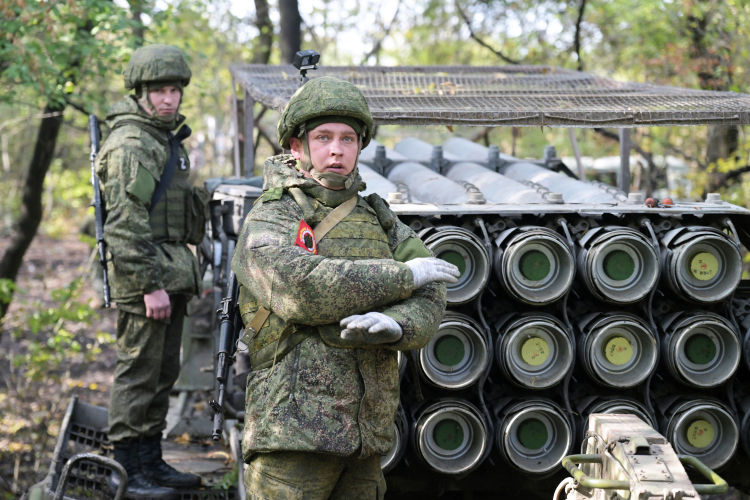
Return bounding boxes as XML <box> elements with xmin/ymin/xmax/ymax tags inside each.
<box><xmin>0</xmin><ymin>103</ymin><xmax>65</xmax><ymax>324</ymax></box>
<box><xmin>127</xmin><ymin>0</ymin><xmax>145</xmax><ymax>46</ymax></box>
<box><xmin>252</xmin><ymin>0</ymin><xmax>273</xmax><ymax>64</ymax></box>
<box><xmin>706</xmin><ymin>125</ymin><xmax>739</xmax><ymax>167</ymax></box>
<box><xmin>279</xmin><ymin>0</ymin><xmax>301</xmax><ymax>64</ymax></box>
<box><xmin>686</xmin><ymin>5</ymin><xmax>739</xmax><ymax>180</ymax></box>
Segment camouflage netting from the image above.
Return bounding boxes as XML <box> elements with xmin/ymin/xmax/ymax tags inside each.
<box><xmin>229</xmin><ymin>64</ymin><xmax>750</xmax><ymax>128</ymax></box>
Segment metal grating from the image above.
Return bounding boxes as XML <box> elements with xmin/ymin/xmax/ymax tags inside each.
<box><xmin>57</xmin><ymin>459</ymin><xmax>115</xmax><ymax>500</ymax></box>
<box><xmin>69</xmin><ymin>422</ymin><xmax>109</xmax><ymax>450</ymax></box>
<box><xmin>229</xmin><ymin>64</ymin><xmax>750</xmax><ymax>128</ymax></box>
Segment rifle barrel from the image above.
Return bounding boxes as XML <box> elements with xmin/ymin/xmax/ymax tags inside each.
<box><xmin>89</xmin><ymin>114</ymin><xmax>111</xmax><ymax>308</ymax></box>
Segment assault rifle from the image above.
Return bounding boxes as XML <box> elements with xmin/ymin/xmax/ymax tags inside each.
<box><xmin>89</xmin><ymin>115</ymin><xmax>111</xmax><ymax>308</ymax></box>
<box><xmin>209</xmin><ymin>271</ymin><xmax>241</xmax><ymax>441</ymax></box>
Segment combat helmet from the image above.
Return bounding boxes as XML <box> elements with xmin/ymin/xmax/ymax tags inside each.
<box><xmin>124</xmin><ymin>44</ymin><xmax>192</xmax><ymax>91</ymax></box>
<box><xmin>277</xmin><ymin>76</ymin><xmax>374</xmax><ymax>149</ymax></box>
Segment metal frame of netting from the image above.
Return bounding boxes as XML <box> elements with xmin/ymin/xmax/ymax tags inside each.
<box><xmin>229</xmin><ymin>64</ymin><xmax>750</xmax><ymax>128</ymax></box>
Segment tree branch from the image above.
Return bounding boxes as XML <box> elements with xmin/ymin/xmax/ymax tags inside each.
<box><xmin>593</xmin><ymin>127</ymin><xmax>660</xmax><ymax>194</ymax></box>
<box><xmin>471</xmin><ymin>127</ymin><xmax>491</xmax><ymax>145</ymax></box>
<box><xmin>573</xmin><ymin>0</ymin><xmax>587</xmax><ymax>71</ymax></box>
<box><xmin>64</xmin><ymin>96</ymin><xmax>90</xmax><ymax>116</ymax></box>
<box><xmin>360</xmin><ymin>0</ymin><xmax>402</xmax><ymax>65</ymax></box>
<box><xmin>456</xmin><ymin>3</ymin><xmax>520</xmax><ymax>65</ymax></box>
<box><xmin>252</xmin><ymin>0</ymin><xmax>273</xmax><ymax>64</ymax></box>
<box><xmin>656</xmin><ymin>139</ymin><xmax>707</xmax><ymax>169</ymax></box>
<box><xmin>257</xmin><ymin>125</ymin><xmax>282</xmax><ymax>155</ymax></box>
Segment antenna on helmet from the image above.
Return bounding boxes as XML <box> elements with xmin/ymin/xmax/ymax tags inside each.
<box><xmin>292</xmin><ymin>50</ymin><xmax>320</xmax><ymax>86</ymax></box>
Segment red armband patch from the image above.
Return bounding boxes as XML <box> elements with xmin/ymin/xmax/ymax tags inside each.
<box><xmin>295</xmin><ymin>220</ymin><xmax>317</xmax><ymax>254</ymax></box>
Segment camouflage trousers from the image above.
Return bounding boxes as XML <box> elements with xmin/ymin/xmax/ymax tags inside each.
<box><xmin>108</xmin><ymin>295</ymin><xmax>188</xmax><ymax>443</ymax></box>
<box><xmin>244</xmin><ymin>451</ymin><xmax>385</xmax><ymax>500</ymax></box>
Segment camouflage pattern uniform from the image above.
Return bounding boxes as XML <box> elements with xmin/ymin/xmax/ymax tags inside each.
<box><xmin>96</xmin><ymin>49</ymin><xmax>208</xmax><ymax>445</ymax></box>
<box><xmin>232</xmin><ymin>77</ymin><xmax>447</xmax><ymax>499</ymax></box>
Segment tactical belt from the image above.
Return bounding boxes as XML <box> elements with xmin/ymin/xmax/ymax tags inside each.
<box><xmin>239</xmin><ymin>195</ymin><xmax>359</xmax><ymax>351</ymax></box>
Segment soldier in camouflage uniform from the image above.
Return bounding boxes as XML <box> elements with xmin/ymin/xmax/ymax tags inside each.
<box><xmin>95</xmin><ymin>44</ymin><xmax>208</xmax><ymax>500</ymax></box>
<box><xmin>231</xmin><ymin>76</ymin><xmax>460</xmax><ymax>499</ymax></box>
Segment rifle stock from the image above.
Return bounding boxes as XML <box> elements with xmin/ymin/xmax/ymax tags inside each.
<box><xmin>210</xmin><ymin>271</ymin><xmax>240</xmax><ymax>441</ymax></box>
<box><xmin>89</xmin><ymin>115</ymin><xmax>111</xmax><ymax>308</ymax></box>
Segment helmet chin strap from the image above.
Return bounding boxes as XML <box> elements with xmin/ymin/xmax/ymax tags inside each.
<box><xmin>299</xmin><ymin>131</ymin><xmax>362</xmax><ymax>190</ymax></box>
<box><xmin>138</xmin><ymin>84</ymin><xmax>180</xmax><ymax>123</ymax></box>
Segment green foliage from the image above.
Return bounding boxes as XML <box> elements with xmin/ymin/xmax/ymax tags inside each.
<box><xmin>213</xmin><ymin>467</ymin><xmax>239</xmax><ymax>490</ymax></box>
<box><xmin>0</xmin><ymin>279</ymin><xmax>17</xmax><ymax>305</ymax></box>
<box><xmin>42</xmin><ymin>160</ymin><xmax>96</xmax><ymax>238</ymax></box>
<box><xmin>1</xmin><ymin>0</ymin><xmax>139</xmax><ymax>111</ymax></box>
<box><xmin>9</xmin><ymin>278</ymin><xmax>113</xmax><ymax>384</ymax></box>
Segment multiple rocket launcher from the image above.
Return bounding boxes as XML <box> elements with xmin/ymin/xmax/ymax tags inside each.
<box><xmin>355</xmin><ymin>137</ymin><xmax>750</xmax><ymax>479</ymax></box>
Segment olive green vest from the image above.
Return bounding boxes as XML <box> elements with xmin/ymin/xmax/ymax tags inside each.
<box><xmin>149</xmin><ymin>147</ymin><xmax>192</xmax><ymax>244</ymax></box>
<box><xmin>238</xmin><ymin>194</ymin><xmax>394</xmax><ymax>369</ymax></box>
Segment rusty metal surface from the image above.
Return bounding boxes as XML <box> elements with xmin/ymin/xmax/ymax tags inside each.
<box><xmin>229</xmin><ymin>64</ymin><xmax>750</xmax><ymax>128</ymax></box>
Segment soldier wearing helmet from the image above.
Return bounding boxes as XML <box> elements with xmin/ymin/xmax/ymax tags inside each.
<box><xmin>232</xmin><ymin>76</ymin><xmax>459</xmax><ymax>498</ymax></box>
<box><xmin>95</xmin><ymin>44</ymin><xmax>208</xmax><ymax>499</ymax></box>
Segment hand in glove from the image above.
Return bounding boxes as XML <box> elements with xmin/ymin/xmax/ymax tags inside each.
<box><xmin>406</xmin><ymin>257</ymin><xmax>460</xmax><ymax>289</ymax></box>
<box><xmin>340</xmin><ymin>312</ymin><xmax>403</xmax><ymax>344</ymax></box>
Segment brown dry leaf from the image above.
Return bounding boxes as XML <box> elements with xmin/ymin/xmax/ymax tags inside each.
<box><xmin>207</xmin><ymin>451</ymin><xmax>232</xmax><ymax>464</ymax></box>
<box><xmin>446</xmin><ymin>125</ymin><xmax>454</xmax><ymax>133</ymax></box>
<box><xmin>174</xmin><ymin>432</ymin><xmax>191</xmax><ymax>445</ymax></box>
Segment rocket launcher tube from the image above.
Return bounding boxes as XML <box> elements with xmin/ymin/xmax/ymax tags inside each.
<box><xmin>662</xmin><ymin>398</ymin><xmax>739</xmax><ymax>470</ymax></box>
<box><xmin>416</xmin><ymin>312</ymin><xmax>489</xmax><ymax>390</ymax></box>
<box><xmin>577</xmin><ymin>313</ymin><xmax>658</xmax><ymax>388</ymax></box>
<box><xmin>443</xmin><ymin>137</ymin><xmax>619</xmax><ymax>204</ymax></box>
<box><xmin>494</xmin><ymin>227</ymin><xmax>575</xmax><ymax>305</ymax></box>
<box><xmin>394</xmin><ymin>137</ymin><xmax>544</xmax><ymax>203</ymax></box>
<box><xmin>661</xmin><ymin>228</ymin><xmax>742</xmax><ymax>304</ymax></box>
<box><xmin>661</xmin><ymin>312</ymin><xmax>740</xmax><ymax>388</ymax></box>
<box><xmin>412</xmin><ymin>399</ymin><xmax>489</xmax><ymax>475</ymax></box>
<box><xmin>577</xmin><ymin>227</ymin><xmax>659</xmax><ymax>304</ymax></box>
<box><xmin>495</xmin><ymin>314</ymin><xmax>573</xmax><ymax>389</ymax></box>
<box><xmin>421</xmin><ymin>227</ymin><xmax>490</xmax><ymax>305</ymax></box>
<box><xmin>495</xmin><ymin>399</ymin><xmax>573</xmax><ymax>476</ymax></box>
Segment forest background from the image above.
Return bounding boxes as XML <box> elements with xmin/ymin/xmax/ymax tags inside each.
<box><xmin>3</xmin><ymin>0</ymin><xmax>750</xmax><ymax>497</ymax></box>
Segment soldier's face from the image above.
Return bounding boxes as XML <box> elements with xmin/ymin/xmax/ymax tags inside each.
<box><xmin>146</xmin><ymin>86</ymin><xmax>182</xmax><ymax>117</ymax></box>
<box><xmin>290</xmin><ymin>122</ymin><xmax>359</xmax><ymax>176</ymax></box>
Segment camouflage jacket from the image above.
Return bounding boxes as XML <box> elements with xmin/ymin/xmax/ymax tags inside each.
<box><xmin>232</xmin><ymin>155</ymin><xmax>447</xmax><ymax>460</ymax></box>
<box><xmin>95</xmin><ymin>96</ymin><xmax>205</xmax><ymax>303</ymax></box>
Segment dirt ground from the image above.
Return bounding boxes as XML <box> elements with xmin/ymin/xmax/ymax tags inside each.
<box><xmin>0</xmin><ymin>233</ymin><xmax>119</xmax><ymax>498</ymax></box>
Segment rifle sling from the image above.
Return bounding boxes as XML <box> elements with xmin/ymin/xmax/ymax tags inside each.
<box><xmin>313</xmin><ymin>195</ymin><xmax>358</xmax><ymax>242</ymax></box>
<box><xmin>242</xmin><ymin>195</ymin><xmax>359</xmax><ymax>348</ymax></box>
<box><xmin>149</xmin><ymin>125</ymin><xmax>192</xmax><ymax>214</ymax></box>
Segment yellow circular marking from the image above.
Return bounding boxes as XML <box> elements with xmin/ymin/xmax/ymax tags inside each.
<box><xmin>603</xmin><ymin>336</ymin><xmax>633</xmax><ymax>366</ymax></box>
<box><xmin>688</xmin><ymin>252</ymin><xmax>719</xmax><ymax>281</ymax></box>
<box><xmin>685</xmin><ymin>419</ymin><xmax>715</xmax><ymax>448</ymax></box>
<box><xmin>520</xmin><ymin>337</ymin><xmax>550</xmax><ymax>366</ymax></box>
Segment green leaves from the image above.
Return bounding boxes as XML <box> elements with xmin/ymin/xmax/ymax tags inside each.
<box><xmin>0</xmin><ymin>0</ymin><xmax>139</xmax><ymax>111</ymax></box>
<box><xmin>9</xmin><ymin>278</ymin><xmax>106</xmax><ymax>383</ymax></box>
<box><xmin>0</xmin><ymin>279</ymin><xmax>17</xmax><ymax>305</ymax></box>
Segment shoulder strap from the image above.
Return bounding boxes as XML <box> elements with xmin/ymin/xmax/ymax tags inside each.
<box><xmin>149</xmin><ymin>125</ymin><xmax>191</xmax><ymax>214</ymax></box>
<box><xmin>313</xmin><ymin>195</ymin><xmax>358</xmax><ymax>241</ymax></box>
<box><xmin>112</xmin><ymin>119</ymin><xmax>169</xmax><ymax>146</ymax></box>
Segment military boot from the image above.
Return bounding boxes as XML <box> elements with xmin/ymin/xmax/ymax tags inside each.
<box><xmin>139</xmin><ymin>433</ymin><xmax>202</xmax><ymax>488</ymax></box>
<box><xmin>109</xmin><ymin>439</ymin><xmax>179</xmax><ymax>500</ymax></box>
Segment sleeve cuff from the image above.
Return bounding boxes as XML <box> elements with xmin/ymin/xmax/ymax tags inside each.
<box><xmin>396</xmin><ymin>262</ymin><xmax>414</xmax><ymax>300</ymax></box>
<box><xmin>143</xmin><ymin>280</ymin><xmax>164</xmax><ymax>295</ymax></box>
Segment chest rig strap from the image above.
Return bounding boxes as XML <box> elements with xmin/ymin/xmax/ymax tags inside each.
<box><xmin>240</xmin><ymin>195</ymin><xmax>359</xmax><ymax>350</ymax></box>
<box><xmin>149</xmin><ymin>125</ymin><xmax>191</xmax><ymax>214</ymax></box>
<box><xmin>313</xmin><ymin>195</ymin><xmax>358</xmax><ymax>242</ymax></box>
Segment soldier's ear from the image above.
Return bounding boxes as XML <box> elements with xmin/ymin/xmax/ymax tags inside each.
<box><xmin>289</xmin><ymin>137</ymin><xmax>304</xmax><ymax>159</ymax></box>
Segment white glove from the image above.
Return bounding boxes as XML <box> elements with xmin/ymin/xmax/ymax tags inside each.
<box><xmin>406</xmin><ymin>257</ymin><xmax>460</xmax><ymax>289</ymax></box>
<box><xmin>340</xmin><ymin>312</ymin><xmax>403</xmax><ymax>344</ymax></box>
